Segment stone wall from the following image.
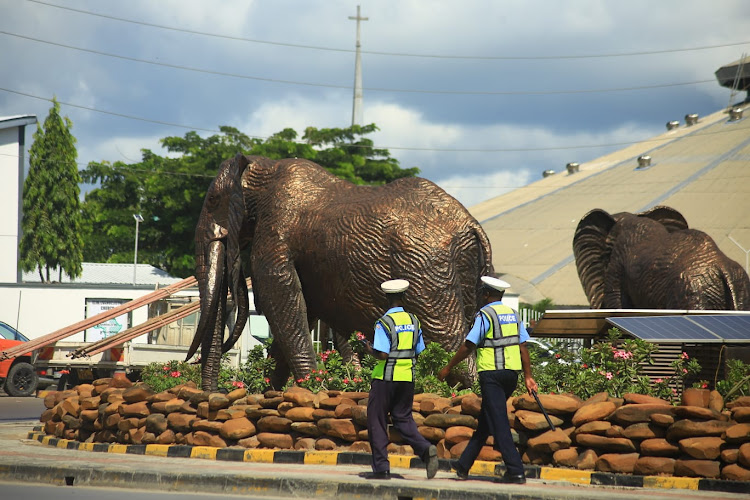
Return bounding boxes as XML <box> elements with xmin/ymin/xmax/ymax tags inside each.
<box><xmin>39</xmin><ymin>379</ymin><xmax>750</xmax><ymax>481</ymax></box>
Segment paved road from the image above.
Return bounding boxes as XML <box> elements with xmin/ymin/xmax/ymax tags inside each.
<box><xmin>0</xmin><ymin>420</ymin><xmax>747</xmax><ymax>500</ymax></box>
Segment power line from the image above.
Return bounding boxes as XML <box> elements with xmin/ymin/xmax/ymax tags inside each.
<box><xmin>0</xmin><ymin>30</ymin><xmax>717</xmax><ymax>96</ymax></box>
<box><xmin>24</xmin><ymin>0</ymin><xmax>750</xmax><ymax>61</ymax></box>
<box><xmin>3</xmin><ymin>86</ymin><xmax>747</xmax><ymax>153</ymax></box>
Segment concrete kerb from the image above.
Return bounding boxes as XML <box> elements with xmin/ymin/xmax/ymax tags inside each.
<box><xmin>25</xmin><ymin>428</ymin><xmax>750</xmax><ymax>495</ymax></box>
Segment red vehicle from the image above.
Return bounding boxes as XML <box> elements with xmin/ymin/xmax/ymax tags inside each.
<box><xmin>0</xmin><ymin>321</ymin><xmax>52</xmax><ymax>396</ymax></box>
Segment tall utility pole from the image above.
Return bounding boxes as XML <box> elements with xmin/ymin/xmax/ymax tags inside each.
<box><xmin>348</xmin><ymin>5</ymin><xmax>368</xmax><ymax>126</ymax></box>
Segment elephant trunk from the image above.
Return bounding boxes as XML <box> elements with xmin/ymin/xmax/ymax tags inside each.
<box><xmin>221</xmin><ymin>196</ymin><xmax>249</xmax><ymax>353</ymax></box>
<box><xmin>187</xmin><ymin>239</ymin><xmax>226</xmax><ymax>365</ymax></box>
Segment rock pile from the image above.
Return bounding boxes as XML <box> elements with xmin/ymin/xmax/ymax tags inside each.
<box><xmin>39</xmin><ymin>379</ymin><xmax>750</xmax><ymax>481</ymax></box>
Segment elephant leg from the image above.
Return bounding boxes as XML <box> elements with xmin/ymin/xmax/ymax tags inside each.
<box><xmin>332</xmin><ymin>328</ymin><xmax>361</xmax><ymax>369</ymax></box>
<box><xmin>268</xmin><ymin>339</ymin><xmax>290</xmax><ymax>389</ymax></box>
<box><xmin>252</xmin><ymin>254</ymin><xmax>317</xmax><ymax>388</ymax></box>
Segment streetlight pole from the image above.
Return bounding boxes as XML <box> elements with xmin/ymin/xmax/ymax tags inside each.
<box><xmin>133</xmin><ymin>214</ymin><xmax>144</xmax><ymax>286</ymax></box>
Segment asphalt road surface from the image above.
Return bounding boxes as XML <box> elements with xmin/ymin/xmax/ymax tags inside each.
<box><xmin>0</xmin><ymin>481</ymin><xmax>291</xmax><ymax>500</ymax></box>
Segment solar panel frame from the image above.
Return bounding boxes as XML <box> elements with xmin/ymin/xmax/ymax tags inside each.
<box><xmin>605</xmin><ymin>315</ymin><xmax>750</xmax><ymax>343</ymax></box>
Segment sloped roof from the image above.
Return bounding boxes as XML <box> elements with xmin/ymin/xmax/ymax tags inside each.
<box><xmin>22</xmin><ymin>262</ymin><xmax>182</xmax><ymax>286</ymax></box>
<box><xmin>470</xmin><ymin>104</ymin><xmax>750</xmax><ymax>307</ymax></box>
<box><xmin>0</xmin><ymin>115</ymin><xmax>36</xmax><ymax>131</ymax></box>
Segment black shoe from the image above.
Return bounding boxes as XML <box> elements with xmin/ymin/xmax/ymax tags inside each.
<box><xmin>361</xmin><ymin>470</ymin><xmax>391</xmax><ymax>480</ymax></box>
<box><xmin>424</xmin><ymin>445</ymin><xmax>438</xmax><ymax>479</ymax></box>
<box><xmin>495</xmin><ymin>473</ymin><xmax>526</xmax><ymax>484</ymax></box>
<box><xmin>451</xmin><ymin>460</ymin><xmax>469</xmax><ymax>480</ymax></box>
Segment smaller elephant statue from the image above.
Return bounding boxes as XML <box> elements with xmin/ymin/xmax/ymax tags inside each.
<box><xmin>573</xmin><ymin>206</ymin><xmax>750</xmax><ymax>310</ymax></box>
<box><xmin>189</xmin><ymin>154</ymin><xmax>493</xmax><ymax>391</ymax></box>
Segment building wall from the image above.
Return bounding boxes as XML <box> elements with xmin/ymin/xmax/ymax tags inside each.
<box><xmin>0</xmin><ymin>284</ymin><xmax>151</xmax><ymax>342</ymax></box>
<box><xmin>0</xmin><ymin>127</ymin><xmax>21</xmax><ymax>283</ymax></box>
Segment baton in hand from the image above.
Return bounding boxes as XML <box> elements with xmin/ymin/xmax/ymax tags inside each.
<box><xmin>531</xmin><ymin>390</ymin><xmax>556</xmax><ymax>431</ymax></box>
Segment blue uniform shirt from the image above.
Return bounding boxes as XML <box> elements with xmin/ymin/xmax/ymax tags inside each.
<box><xmin>373</xmin><ymin>306</ymin><xmax>426</xmax><ymax>355</ymax></box>
<box><xmin>465</xmin><ymin>300</ymin><xmax>530</xmax><ymax>346</ymax></box>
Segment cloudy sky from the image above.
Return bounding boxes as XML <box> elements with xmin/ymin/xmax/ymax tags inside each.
<box><xmin>1</xmin><ymin>0</ymin><xmax>749</xmax><ymax>207</ymax></box>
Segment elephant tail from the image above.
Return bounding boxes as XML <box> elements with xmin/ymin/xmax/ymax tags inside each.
<box><xmin>722</xmin><ymin>261</ymin><xmax>750</xmax><ymax>310</ymax></box>
<box><xmin>470</xmin><ymin>222</ymin><xmax>493</xmax><ymax>311</ymax></box>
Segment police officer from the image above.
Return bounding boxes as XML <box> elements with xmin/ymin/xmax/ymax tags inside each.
<box><xmin>361</xmin><ymin>279</ymin><xmax>439</xmax><ymax>480</ymax></box>
<box><xmin>438</xmin><ymin>276</ymin><xmax>537</xmax><ymax>484</ymax></box>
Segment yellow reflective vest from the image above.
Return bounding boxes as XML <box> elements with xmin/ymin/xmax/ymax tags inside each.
<box><xmin>371</xmin><ymin>311</ymin><xmax>420</xmax><ymax>382</ymax></box>
<box><xmin>476</xmin><ymin>304</ymin><xmax>522</xmax><ymax>372</ymax></box>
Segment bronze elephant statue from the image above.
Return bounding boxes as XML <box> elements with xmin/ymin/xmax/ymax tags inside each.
<box><xmin>573</xmin><ymin>206</ymin><xmax>750</xmax><ymax>310</ymax></box>
<box><xmin>189</xmin><ymin>154</ymin><xmax>493</xmax><ymax>390</ymax></box>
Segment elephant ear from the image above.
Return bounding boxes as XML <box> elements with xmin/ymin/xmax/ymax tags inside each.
<box><xmin>638</xmin><ymin>205</ymin><xmax>689</xmax><ymax>232</ymax></box>
<box><xmin>573</xmin><ymin>209</ymin><xmax>616</xmax><ymax>308</ymax></box>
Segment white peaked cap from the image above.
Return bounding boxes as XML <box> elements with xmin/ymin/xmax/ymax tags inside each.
<box><xmin>381</xmin><ymin>279</ymin><xmax>410</xmax><ymax>293</ymax></box>
<box><xmin>481</xmin><ymin>276</ymin><xmax>511</xmax><ymax>292</ymax></box>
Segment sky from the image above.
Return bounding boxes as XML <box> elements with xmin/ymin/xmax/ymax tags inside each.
<box><xmin>1</xmin><ymin>0</ymin><xmax>749</xmax><ymax>208</ymax></box>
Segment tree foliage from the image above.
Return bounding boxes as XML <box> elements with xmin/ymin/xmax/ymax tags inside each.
<box><xmin>20</xmin><ymin>97</ymin><xmax>83</xmax><ymax>282</ymax></box>
<box><xmin>80</xmin><ymin>124</ymin><xmax>419</xmax><ymax>277</ymax></box>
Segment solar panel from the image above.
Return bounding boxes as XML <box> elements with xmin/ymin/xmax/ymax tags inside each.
<box><xmin>606</xmin><ymin>315</ymin><xmax>750</xmax><ymax>343</ymax></box>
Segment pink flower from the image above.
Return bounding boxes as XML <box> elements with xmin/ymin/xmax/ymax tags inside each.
<box><xmin>315</xmin><ymin>377</ymin><xmax>321</xmax><ymax>382</ymax></box>
<box><xmin>605</xmin><ymin>372</ymin><xmax>613</xmax><ymax>380</ymax></box>
<box><xmin>163</xmin><ymin>365</ymin><xmax>170</xmax><ymax>371</ymax></box>
<box><xmin>682</xmin><ymin>368</ymin><xmax>688</xmax><ymax>374</ymax></box>
<box><xmin>655</xmin><ymin>378</ymin><xmax>663</xmax><ymax>383</ymax></box>
<box><xmin>554</xmin><ymin>354</ymin><xmax>561</xmax><ymax>359</ymax></box>
<box><xmin>343</xmin><ymin>378</ymin><xmax>350</xmax><ymax>384</ymax></box>
<box><xmin>582</xmin><ymin>364</ymin><xmax>588</xmax><ymax>369</ymax></box>
<box><xmin>264</xmin><ymin>377</ymin><xmax>270</xmax><ymax>383</ymax></box>
<box><xmin>170</xmin><ymin>371</ymin><xmax>181</xmax><ymax>377</ymax></box>
<box><xmin>681</xmin><ymin>352</ymin><xmax>689</xmax><ymax>360</ymax></box>
<box><xmin>356</xmin><ymin>332</ymin><xmax>365</xmax><ymax>340</ymax></box>
<box><xmin>701</xmin><ymin>383</ymin><xmax>708</xmax><ymax>389</ymax></box>
<box><xmin>296</xmin><ymin>378</ymin><xmax>303</xmax><ymax>383</ymax></box>
<box><xmin>232</xmin><ymin>381</ymin><xmax>245</xmax><ymax>388</ymax></box>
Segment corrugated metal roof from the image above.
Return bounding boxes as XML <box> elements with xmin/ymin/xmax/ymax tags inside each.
<box><xmin>470</xmin><ymin>104</ymin><xmax>750</xmax><ymax>307</ymax></box>
<box><xmin>22</xmin><ymin>262</ymin><xmax>182</xmax><ymax>286</ymax></box>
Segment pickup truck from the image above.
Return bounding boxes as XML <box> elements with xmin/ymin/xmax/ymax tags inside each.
<box><xmin>0</xmin><ymin>321</ymin><xmax>54</xmax><ymax>396</ymax></box>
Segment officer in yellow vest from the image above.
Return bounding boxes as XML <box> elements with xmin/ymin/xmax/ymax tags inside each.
<box><xmin>361</xmin><ymin>279</ymin><xmax>439</xmax><ymax>480</ymax></box>
<box><xmin>438</xmin><ymin>276</ymin><xmax>537</xmax><ymax>484</ymax></box>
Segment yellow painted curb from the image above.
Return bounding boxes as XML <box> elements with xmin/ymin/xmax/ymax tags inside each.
<box><xmin>388</xmin><ymin>455</ymin><xmax>413</xmax><ymax>469</ymax></box>
<box><xmin>540</xmin><ymin>467</ymin><xmax>592</xmax><ymax>484</ymax></box>
<box><xmin>55</xmin><ymin>439</ymin><xmax>71</xmax><ymax>449</ymax></box>
<box><xmin>190</xmin><ymin>446</ymin><xmax>218</xmax><ymax>460</ymax></box>
<box><xmin>468</xmin><ymin>460</ymin><xmax>497</xmax><ymax>477</ymax></box>
<box><xmin>304</xmin><ymin>451</ymin><xmax>339</xmax><ymax>465</ymax></box>
<box><xmin>108</xmin><ymin>444</ymin><xmax>129</xmax><ymax>454</ymax></box>
<box><xmin>78</xmin><ymin>442</ymin><xmax>96</xmax><ymax>452</ymax></box>
<box><xmin>144</xmin><ymin>444</ymin><xmax>171</xmax><ymax>457</ymax></box>
<box><xmin>643</xmin><ymin>476</ymin><xmax>700</xmax><ymax>490</ymax></box>
<box><xmin>243</xmin><ymin>449</ymin><xmax>275</xmax><ymax>463</ymax></box>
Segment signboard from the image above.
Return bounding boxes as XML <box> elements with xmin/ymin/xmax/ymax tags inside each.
<box><xmin>85</xmin><ymin>299</ymin><xmax>130</xmax><ymax>342</ymax></box>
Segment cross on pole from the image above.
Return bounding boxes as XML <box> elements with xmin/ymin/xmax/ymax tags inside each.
<box><xmin>348</xmin><ymin>5</ymin><xmax>368</xmax><ymax>126</ymax></box>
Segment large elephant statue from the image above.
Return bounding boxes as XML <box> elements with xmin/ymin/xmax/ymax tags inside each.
<box><xmin>189</xmin><ymin>154</ymin><xmax>493</xmax><ymax>391</ymax></box>
<box><xmin>573</xmin><ymin>206</ymin><xmax>750</xmax><ymax>310</ymax></box>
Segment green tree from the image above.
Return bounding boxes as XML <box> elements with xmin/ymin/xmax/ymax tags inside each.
<box><xmin>80</xmin><ymin>124</ymin><xmax>419</xmax><ymax>277</ymax></box>
<box><xmin>20</xmin><ymin>97</ymin><xmax>83</xmax><ymax>282</ymax></box>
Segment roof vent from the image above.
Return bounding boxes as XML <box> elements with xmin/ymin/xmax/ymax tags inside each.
<box><xmin>566</xmin><ymin>162</ymin><xmax>580</xmax><ymax>174</ymax></box>
<box><xmin>666</xmin><ymin>120</ymin><xmax>680</xmax><ymax>130</ymax></box>
<box><xmin>729</xmin><ymin>107</ymin><xmax>744</xmax><ymax>121</ymax></box>
<box><xmin>542</xmin><ymin>169</ymin><xmax>555</xmax><ymax>178</ymax></box>
<box><xmin>685</xmin><ymin>113</ymin><xmax>699</xmax><ymax>126</ymax></box>
<box><xmin>637</xmin><ymin>155</ymin><xmax>652</xmax><ymax>169</ymax></box>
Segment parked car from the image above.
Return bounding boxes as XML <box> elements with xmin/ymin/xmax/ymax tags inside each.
<box><xmin>525</xmin><ymin>337</ymin><xmax>574</xmax><ymax>366</ymax></box>
<box><xmin>0</xmin><ymin>321</ymin><xmax>53</xmax><ymax>396</ymax></box>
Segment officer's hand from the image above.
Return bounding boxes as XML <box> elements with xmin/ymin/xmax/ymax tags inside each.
<box><xmin>525</xmin><ymin>376</ymin><xmax>538</xmax><ymax>395</ymax></box>
<box><xmin>437</xmin><ymin>366</ymin><xmax>450</xmax><ymax>381</ymax></box>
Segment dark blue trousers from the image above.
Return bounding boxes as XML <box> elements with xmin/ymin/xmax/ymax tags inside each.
<box><xmin>367</xmin><ymin>379</ymin><xmax>432</xmax><ymax>473</ymax></box>
<box><xmin>457</xmin><ymin>369</ymin><xmax>524</xmax><ymax>476</ymax></box>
